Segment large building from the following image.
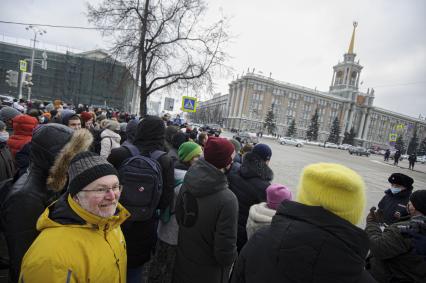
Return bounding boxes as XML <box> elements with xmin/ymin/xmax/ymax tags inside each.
<box><xmin>200</xmin><ymin>23</ymin><xmax>425</xmax><ymax>148</ymax></box>
<box><xmin>0</xmin><ymin>41</ymin><xmax>136</xmax><ymax>111</ymax></box>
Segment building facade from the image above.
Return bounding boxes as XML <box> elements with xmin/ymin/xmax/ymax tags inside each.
<box><xmin>204</xmin><ymin>23</ymin><xmax>426</xmax><ymax>148</ymax></box>
<box><xmin>0</xmin><ymin>41</ymin><xmax>136</xmax><ymax>111</ymax></box>
<box><xmin>191</xmin><ymin>93</ymin><xmax>228</xmax><ymax>125</ymax></box>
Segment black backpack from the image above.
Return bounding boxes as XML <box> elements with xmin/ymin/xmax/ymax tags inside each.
<box><xmin>118</xmin><ymin>144</ymin><xmax>165</xmax><ymax>222</ymax></box>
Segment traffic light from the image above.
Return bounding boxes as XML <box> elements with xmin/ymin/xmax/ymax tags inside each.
<box><xmin>5</xmin><ymin>70</ymin><xmax>19</xmax><ymax>87</ymax></box>
<box><xmin>23</xmin><ymin>72</ymin><xmax>33</xmax><ymax>87</ymax></box>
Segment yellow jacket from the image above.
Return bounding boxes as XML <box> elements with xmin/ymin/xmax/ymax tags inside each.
<box><xmin>19</xmin><ymin>194</ymin><xmax>130</xmax><ymax>283</ymax></box>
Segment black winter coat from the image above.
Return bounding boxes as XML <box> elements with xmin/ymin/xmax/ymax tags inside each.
<box><xmin>107</xmin><ymin>145</ymin><xmax>174</xmax><ymax>268</ymax></box>
<box><xmin>228</xmin><ymin>151</ymin><xmax>273</xmax><ymax>251</ymax></box>
<box><xmin>231</xmin><ymin>201</ymin><xmax>375</xmax><ymax>283</ymax></box>
<box><xmin>365</xmin><ymin>216</ymin><xmax>426</xmax><ymax>282</ymax></box>
<box><xmin>378</xmin><ymin>189</ymin><xmax>412</xmax><ymax>225</ymax></box>
<box><xmin>174</xmin><ymin>158</ymin><xmax>238</xmax><ymax>283</ymax></box>
<box><xmin>0</xmin><ymin>142</ymin><xmax>14</xmax><ymax>182</ymax></box>
<box><xmin>1</xmin><ymin>124</ymin><xmax>73</xmax><ymax>282</ymax></box>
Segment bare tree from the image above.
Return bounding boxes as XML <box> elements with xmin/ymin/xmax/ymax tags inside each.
<box><xmin>88</xmin><ymin>0</ymin><xmax>230</xmax><ymax>116</ymax></box>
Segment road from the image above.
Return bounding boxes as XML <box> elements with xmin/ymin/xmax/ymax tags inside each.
<box><xmin>222</xmin><ymin>131</ymin><xmax>426</xmax><ymax>227</ymax></box>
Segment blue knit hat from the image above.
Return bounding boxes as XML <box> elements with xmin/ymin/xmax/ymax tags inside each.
<box><xmin>252</xmin><ymin>143</ymin><xmax>272</xmax><ymax>161</ymax></box>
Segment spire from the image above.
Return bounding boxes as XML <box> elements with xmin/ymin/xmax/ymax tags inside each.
<box><xmin>348</xmin><ymin>21</ymin><xmax>358</xmax><ymax>54</ymax></box>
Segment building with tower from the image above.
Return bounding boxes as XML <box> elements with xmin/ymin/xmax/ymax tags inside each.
<box><xmin>213</xmin><ymin>22</ymin><xmax>425</xmax><ymax>149</ymax></box>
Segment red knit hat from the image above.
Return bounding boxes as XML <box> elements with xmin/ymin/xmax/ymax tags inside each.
<box><xmin>204</xmin><ymin>137</ymin><xmax>235</xmax><ymax>169</ymax></box>
<box><xmin>80</xmin><ymin>111</ymin><xmax>93</xmax><ymax>122</ymax></box>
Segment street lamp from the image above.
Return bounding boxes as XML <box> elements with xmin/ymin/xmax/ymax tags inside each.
<box><xmin>25</xmin><ymin>25</ymin><xmax>47</xmax><ymax>101</ymax></box>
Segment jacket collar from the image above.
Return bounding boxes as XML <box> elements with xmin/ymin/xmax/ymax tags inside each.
<box><xmin>384</xmin><ymin>188</ymin><xmax>412</xmax><ymax>198</ymax></box>
<box><xmin>240</xmin><ymin>152</ymin><xmax>273</xmax><ymax>181</ymax></box>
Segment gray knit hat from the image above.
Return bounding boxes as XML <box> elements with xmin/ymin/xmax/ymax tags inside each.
<box><xmin>0</xmin><ymin>106</ymin><xmax>21</xmax><ymax>122</ymax></box>
<box><xmin>68</xmin><ymin>151</ymin><xmax>118</xmax><ymax>196</ymax></box>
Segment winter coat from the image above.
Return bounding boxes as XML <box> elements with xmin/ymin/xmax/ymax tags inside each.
<box><xmin>0</xmin><ymin>142</ymin><xmax>14</xmax><ymax>182</ymax></box>
<box><xmin>378</xmin><ymin>188</ymin><xmax>412</xmax><ymax>225</ymax></box>
<box><xmin>14</xmin><ymin>142</ymin><xmax>31</xmax><ymax>179</ymax></box>
<box><xmin>174</xmin><ymin>158</ymin><xmax>238</xmax><ymax>283</ymax></box>
<box><xmin>246</xmin><ymin>202</ymin><xmax>276</xmax><ymax>240</ymax></box>
<box><xmin>157</xmin><ymin>161</ymin><xmax>189</xmax><ymax>245</ymax></box>
<box><xmin>7</xmin><ymin>114</ymin><xmax>38</xmax><ymax>157</ymax></box>
<box><xmin>19</xmin><ymin>194</ymin><xmax>129</xmax><ymax>283</ymax></box>
<box><xmin>365</xmin><ymin>216</ymin><xmax>426</xmax><ymax>283</ymax></box>
<box><xmin>100</xmin><ymin>128</ymin><xmax>121</xmax><ymax>158</ymax></box>
<box><xmin>228</xmin><ymin>151</ymin><xmax>273</xmax><ymax>251</ymax></box>
<box><xmin>107</xmin><ymin>145</ymin><xmax>175</xmax><ymax>268</ymax></box>
<box><xmin>231</xmin><ymin>201</ymin><xmax>375</xmax><ymax>283</ymax></box>
<box><xmin>1</xmin><ymin>125</ymin><xmax>92</xmax><ymax>283</ymax></box>
<box><xmin>408</xmin><ymin>154</ymin><xmax>417</xmax><ymax>163</ymax></box>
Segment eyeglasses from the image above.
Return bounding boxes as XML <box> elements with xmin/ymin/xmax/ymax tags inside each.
<box><xmin>81</xmin><ymin>185</ymin><xmax>123</xmax><ymax>196</ymax></box>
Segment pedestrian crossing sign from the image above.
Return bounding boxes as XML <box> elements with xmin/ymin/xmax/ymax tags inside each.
<box><xmin>182</xmin><ymin>96</ymin><xmax>197</xmax><ymax>112</ymax></box>
<box><xmin>389</xmin><ymin>133</ymin><xmax>397</xmax><ymax>142</ymax></box>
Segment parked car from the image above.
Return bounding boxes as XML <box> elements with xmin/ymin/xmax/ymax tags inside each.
<box><xmin>306</xmin><ymin>140</ymin><xmax>322</xmax><ymax>146</ymax></box>
<box><xmin>0</xmin><ymin>94</ymin><xmax>14</xmax><ymax>106</ymax></box>
<box><xmin>338</xmin><ymin>143</ymin><xmax>352</xmax><ymax>150</ymax></box>
<box><xmin>349</xmin><ymin>146</ymin><xmax>370</xmax><ymax>157</ymax></box>
<box><xmin>233</xmin><ymin>131</ymin><xmax>258</xmax><ymax>144</ymax></box>
<box><xmin>279</xmin><ymin>137</ymin><xmax>304</xmax><ymax>147</ymax></box>
<box><xmin>324</xmin><ymin>142</ymin><xmax>338</xmax><ymax>149</ymax></box>
<box><xmin>201</xmin><ymin>124</ymin><xmax>222</xmax><ymax>135</ymax></box>
<box><xmin>401</xmin><ymin>154</ymin><xmax>409</xmax><ymax>160</ymax></box>
<box><xmin>418</xmin><ymin>155</ymin><xmax>426</xmax><ymax>164</ymax></box>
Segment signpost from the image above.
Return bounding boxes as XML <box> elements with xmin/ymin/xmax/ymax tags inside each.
<box><xmin>19</xmin><ymin>60</ymin><xmax>27</xmax><ymax>72</ymax></box>
<box><xmin>181</xmin><ymin>96</ymin><xmax>197</xmax><ymax>113</ymax></box>
<box><xmin>389</xmin><ymin>133</ymin><xmax>397</xmax><ymax>142</ymax></box>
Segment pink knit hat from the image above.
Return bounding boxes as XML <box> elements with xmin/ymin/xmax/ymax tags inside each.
<box><xmin>266</xmin><ymin>183</ymin><xmax>292</xmax><ymax>210</ymax></box>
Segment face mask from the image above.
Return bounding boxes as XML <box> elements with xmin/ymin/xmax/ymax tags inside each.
<box><xmin>390</xmin><ymin>187</ymin><xmax>402</xmax><ymax>194</ymax></box>
<box><xmin>0</xmin><ymin>131</ymin><xmax>9</xmax><ymax>143</ymax></box>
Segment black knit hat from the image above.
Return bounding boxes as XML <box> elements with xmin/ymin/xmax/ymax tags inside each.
<box><xmin>388</xmin><ymin>173</ymin><xmax>414</xmax><ymax>190</ymax></box>
<box><xmin>68</xmin><ymin>151</ymin><xmax>118</xmax><ymax>196</ymax></box>
<box><xmin>410</xmin><ymin>190</ymin><xmax>426</xmax><ymax>215</ymax></box>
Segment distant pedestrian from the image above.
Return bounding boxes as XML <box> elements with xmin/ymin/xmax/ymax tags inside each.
<box><xmin>231</xmin><ymin>163</ymin><xmax>374</xmax><ymax>283</ymax></box>
<box><xmin>393</xmin><ymin>150</ymin><xmax>401</xmax><ymax>166</ymax></box>
<box><xmin>384</xmin><ymin>149</ymin><xmax>390</xmax><ymax>162</ymax></box>
<box><xmin>377</xmin><ymin>173</ymin><xmax>414</xmax><ymax>225</ymax></box>
<box><xmin>408</xmin><ymin>153</ymin><xmax>417</xmax><ymax>170</ymax></box>
<box><xmin>246</xmin><ymin>183</ymin><xmax>292</xmax><ymax>239</ymax></box>
<box><xmin>100</xmin><ymin>120</ymin><xmax>121</xmax><ymax>158</ymax></box>
<box><xmin>0</xmin><ymin>106</ymin><xmax>22</xmax><ymax>134</ymax></box>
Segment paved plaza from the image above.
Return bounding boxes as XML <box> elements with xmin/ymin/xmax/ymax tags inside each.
<box><xmin>222</xmin><ymin>131</ymin><xmax>426</xmax><ymax>227</ymax></box>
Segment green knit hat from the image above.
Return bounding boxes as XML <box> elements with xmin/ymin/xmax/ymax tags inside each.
<box><xmin>178</xmin><ymin>142</ymin><xmax>202</xmax><ymax>162</ymax></box>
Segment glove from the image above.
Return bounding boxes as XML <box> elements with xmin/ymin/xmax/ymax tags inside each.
<box><xmin>366</xmin><ymin>207</ymin><xmax>378</xmax><ymax>223</ymax></box>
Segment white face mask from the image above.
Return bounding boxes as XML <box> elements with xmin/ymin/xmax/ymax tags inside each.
<box><xmin>390</xmin><ymin>187</ymin><xmax>402</xmax><ymax>194</ymax></box>
<box><xmin>0</xmin><ymin>131</ymin><xmax>9</xmax><ymax>143</ymax></box>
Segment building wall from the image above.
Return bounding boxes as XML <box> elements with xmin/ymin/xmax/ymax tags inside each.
<box><xmin>0</xmin><ymin>42</ymin><xmax>136</xmax><ymax>110</ymax></box>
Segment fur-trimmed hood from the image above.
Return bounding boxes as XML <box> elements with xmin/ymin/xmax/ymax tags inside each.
<box><xmin>47</xmin><ymin>128</ymin><xmax>93</xmax><ymax>192</ymax></box>
<box><xmin>240</xmin><ymin>151</ymin><xmax>274</xmax><ymax>181</ymax></box>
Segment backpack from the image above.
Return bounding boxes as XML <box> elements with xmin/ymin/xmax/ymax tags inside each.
<box><xmin>118</xmin><ymin>144</ymin><xmax>165</xmax><ymax>222</ymax></box>
<box><xmin>90</xmin><ymin>128</ymin><xmax>106</xmax><ymax>154</ymax></box>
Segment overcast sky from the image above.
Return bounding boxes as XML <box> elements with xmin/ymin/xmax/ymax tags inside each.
<box><xmin>0</xmin><ymin>0</ymin><xmax>425</xmax><ymax>118</ymax></box>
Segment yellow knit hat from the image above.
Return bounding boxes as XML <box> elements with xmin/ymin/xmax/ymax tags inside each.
<box><xmin>297</xmin><ymin>163</ymin><xmax>366</xmax><ymax>225</ymax></box>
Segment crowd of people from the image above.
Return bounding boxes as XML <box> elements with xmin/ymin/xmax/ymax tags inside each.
<box><xmin>0</xmin><ymin>99</ymin><xmax>425</xmax><ymax>283</ymax></box>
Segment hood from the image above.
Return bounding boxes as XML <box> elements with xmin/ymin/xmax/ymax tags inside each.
<box><xmin>183</xmin><ymin>158</ymin><xmax>228</xmax><ymax>197</ymax></box>
<box><xmin>30</xmin><ymin>124</ymin><xmax>74</xmax><ymax>172</ymax></box>
<box><xmin>276</xmin><ymin>201</ymin><xmax>369</xmax><ymax>259</ymax></box>
<box><xmin>249</xmin><ymin>202</ymin><xmax>276</xmax><ymax>223</ymax></box>
<box><xmin>60</xmin><ymin>109</ymin><xmax>76</xmax><ymax>126</ymax></box>
<box><xmin>101</xmin><ymin>128</ymin><xmax>121</xmax><ymax>141</ymax></box>
<box><xmin>125</xmin><ymin>119</ymin><xmax>139</xmax><ymax>143</ymax></box>
<box><xmin>47</xmin><ymin>128</ymin><xmax>94</xmax><ymax>192</ymax></box>
<box><xmin>37</xmin><ymin>194</ymin><xmax>130</xmax><ymax>232</ymax></box>
<box><xmin>11</xmin><ymin>114</ymin><xmax>38</xmax><ymax>136</ymax></box>
<box><xmin>134</xmin><ymin>115</ymin><xmax>165</xmax><ymax>154</ymax></box>
<box><xmin>240</xmin><ymin>151</ymin><xmax>274</xmax><ymax>181</ymax></box>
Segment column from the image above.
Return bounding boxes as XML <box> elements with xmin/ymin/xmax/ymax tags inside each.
<box><xmin>342</xmin><ymin>104</ymin><xmax>350</xmax><ymax>132</ymax></box>
<box><xmin>331</xmin><ymin>70</ymin><xmax>336</xmax><ymax>87</ymax></box>
<box><xmin>347</xmin><ymin>104</ymin><xmax>355</xmax><ymax>131</ymax></box>
<box><xmin>357</xmin><ymin>109</ymin><xmax>367</xmax><ymax>139</ymax></box>
<box><xmin>362</xmin><ymin>111</ymin><xmax>371</xmax><ymax>140</ymax></box>
<box><xmin>225</xmin><ymin>91</ymin><xmax>232</xmax><ymax>118</ymax></box>
<box><xmin>231</xmin><ymin>85</ymin><xmax>239</xmax><ymax>117</ymax></box>
<box><xmin>237</xmin><ymin>85</ymin><xmax>245</xmax><ymax>117</ymax></box>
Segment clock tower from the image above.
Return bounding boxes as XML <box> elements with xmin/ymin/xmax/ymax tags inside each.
<box><xmin>329</xmin><ymin>22</ymin><xmax>363</xmax><ymax>100</ymax></box>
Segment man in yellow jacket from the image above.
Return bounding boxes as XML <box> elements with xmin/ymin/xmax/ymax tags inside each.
<box><xmin>19</xmin><ymin>151</ymin><xmax>130</xmax><ymax>283</ymax></box>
